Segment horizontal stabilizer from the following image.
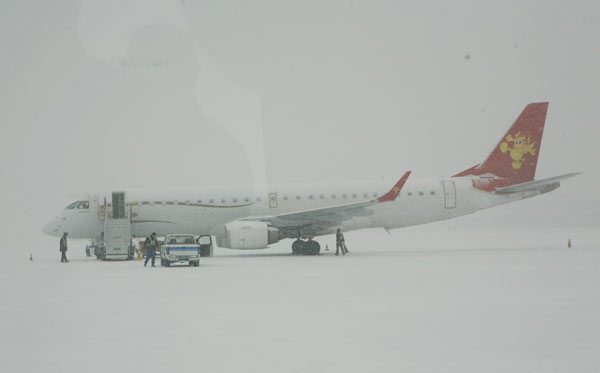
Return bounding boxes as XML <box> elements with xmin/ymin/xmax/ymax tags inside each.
<box><xmin>495</xmin><ymin>172</ymin><xmax>581</xmax><ymax>194</ymax></box>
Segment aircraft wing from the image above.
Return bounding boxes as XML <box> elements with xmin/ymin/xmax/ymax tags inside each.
<box><xmin>495</xmin><ymin>172</ymin><xmax>581</xmax><ymax>194</ymax></box>
<box><xmin>241</xmin><ymin>171</ymin><xmax>411</xmax><ymax>237</ymax></box>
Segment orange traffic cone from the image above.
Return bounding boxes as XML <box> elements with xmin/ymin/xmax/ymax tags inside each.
<box><xmin>568</xmin><ymin>239</ymin><xmax>572</xmax><ymax>248</ymax></box>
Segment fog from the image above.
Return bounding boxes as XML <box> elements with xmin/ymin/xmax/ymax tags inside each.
<box><xmin>3</xmin><ymin>2</ymin><xmax>600</xmax><ymax>372</ymax></box>
<box><xmin>1</xmin><ymin>1</ymin><xmax>599</xmax><ymax>245</ymax></box>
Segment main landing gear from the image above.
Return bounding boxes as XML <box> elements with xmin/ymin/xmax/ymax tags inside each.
<box><xmin>291</xmin><ymin>239</ymin><xmax>321</xmax><ymax>255</ymax></box>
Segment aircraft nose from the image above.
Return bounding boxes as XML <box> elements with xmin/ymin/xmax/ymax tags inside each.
<box><xmin>42</xmin><ymin>218</ymin><xmax>63</xmax><ymax>237</ymax></box>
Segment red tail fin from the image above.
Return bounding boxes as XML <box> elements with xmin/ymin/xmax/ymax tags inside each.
<box><xmin>454</xmin><ymin>102</ymin><xmax>548</xmax><ymax>183</ymax></box>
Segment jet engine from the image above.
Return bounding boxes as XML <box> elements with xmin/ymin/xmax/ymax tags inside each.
<box><xmin>216</xmin><ymin>221</ymin><xmax>280</xmax><ymax>250</ymax></box>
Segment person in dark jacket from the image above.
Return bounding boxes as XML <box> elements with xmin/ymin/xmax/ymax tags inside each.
<box><xmin>144</xmin><ymin>232</ymin><xmax>158</xmax><ymax>267</ymax></box>
<box><xmin>335</xmin><ymin>228</ymin><xmax>346</xmax><ymax>256</ymax></box>
<box><xmin>60</xmin><ymin>232</ymin><xmax>69</xmax><ymax>263</ymax></box>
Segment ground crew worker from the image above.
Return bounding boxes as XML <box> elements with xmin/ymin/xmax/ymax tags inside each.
<box><xmin>335</xmin><ymin>228</ymin><xmax>346</xmax><ymax>256</ymax></box>
<box><xmin>60</xmin><ymin>232</ymin><xmax>69</xmax><ymax>263</ymax></box>
<box><xmin>144</xmin><ymin>232</ymin><xmax>158</xmax><ymax>267</ymax></box>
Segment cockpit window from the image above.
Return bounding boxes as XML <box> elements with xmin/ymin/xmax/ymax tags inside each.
<box><xmin>66</xmin><ymin>201</ymin><xmax>90</xmax><ymax>209</ymax></box>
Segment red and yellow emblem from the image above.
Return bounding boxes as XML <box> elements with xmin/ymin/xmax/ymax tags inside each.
<box><xmin>499</xmin><ymin>132</ymin><xmax>536</xmax><ymax>169</ymax></box>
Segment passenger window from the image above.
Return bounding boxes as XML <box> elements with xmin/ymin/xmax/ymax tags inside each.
<box><xmin>244</xmin><ymin>197</ymin><xmax>250</xmax><ymax>202</ymax></box>
<box><xmin>419</xmin><ymin>191</ymin><xmax>424</xmax><ymax>196</ymax></box>
<box><xmin>408</xmin><ymin>192</ymin><xmax>412</xmax><ymax>196</ymax></box>
<box><xmin>342</xmin><ymin>194</ymin><xmax>347</xmax><ymax>199</ymax></box>
<box><xmin>166</xmin><ymin>201</ymin><xmax>174</xmax><ymax>205</ymax></box>
<box><xmin>233</xmin><ymin>198</ymin><xmax>238</xmax><ymax>203</ymax></box>
<box><xmin>197</xmin><ymin>199</ymin><xmax>203</xmax><ymax>203</ymax></box>
<box><xmin>331</xmin><ymin>194</ymin><xmax>336</xmax><ymax>199</ymax></box>
<box><xmin>308</xmin><ymin>195</ymin><xmax>314</xmax><ymax>200</ymax></box>
<box><xmin>221</xmin><ymin>198</ymin><xmax>226</xmax><ymax>203</ymax></box>
<box><xmin>154</xmin><ymin>201</ymin><xmax>162</xmax><ymax>205</ymax></box>
<box><xmin>142</xmin><ymin>201</ymin><xmax>149</xmax><ymax>205</ymax></box>
<box><xmin>352</xmin><ymin>193</ymin><xmax>357</xmax><ymax>198</ymax></box>
<box><xmin>320</xmin><ymin>194</ymin><xmax>325</xmax><ymax>199</ymax></box>
<box><xmin>363</xmin><ymin>193</ymin><xmax>368</xmax><ymax>198</ymax></box>
<box><xmin>283</xmin><ymin>196</ymin><xmax>288</xmax><ymax>201</ymax></box>
<box><xmin>373</xmin><ymin>193</ymin><xmax>378</xmax><ymax>197</ymax></box>
<box><xmin>430</xmin><ymin>191</ymin><xmax>435</xmax><ymax>195</ymax></box>
<box><xmin>296</xmin><ymin>195</ymin><xmax>301</xmax><ymax>200</ymax></box>
<box><xmin>209</xmin><ymin>199</ymin><xmax>214</xmax><ymax>203</ymax></box>
<box><xmin>257</xmin><ymin>197</ymin><xmax>261</xmax><ymax>202</ymax></box>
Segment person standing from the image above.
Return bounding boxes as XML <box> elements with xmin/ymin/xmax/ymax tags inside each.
<box><xmin>60</xmin><ymin>232</ymin><xmax>69</xmax><ymax>263</ymax></box>
<box><xmin>144</xmin><ymin>232</ymin><xmax>158</xmax><ymax>267</ymax></box>
<box><xmin>335</xmin><ymin>228</ymin><xmax>345</xmax><ymax>256</ymax></box>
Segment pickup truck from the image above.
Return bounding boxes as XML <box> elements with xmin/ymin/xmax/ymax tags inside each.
<box><xmin>160</xmin><ymin>234</ymin><xmax>201</xmax><ymax>267</ymax></box>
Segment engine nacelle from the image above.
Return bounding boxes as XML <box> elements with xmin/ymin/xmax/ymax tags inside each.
<box><xmin>217</xmin><ymin>221</ymin><xmax>280</xmax><ymax>250</ymax></box>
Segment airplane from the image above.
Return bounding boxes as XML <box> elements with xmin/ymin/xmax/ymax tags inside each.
<box><xmin>42</xmin><ymin>102</ymin><xmax>579</xmax><ymax>255</ymax></box>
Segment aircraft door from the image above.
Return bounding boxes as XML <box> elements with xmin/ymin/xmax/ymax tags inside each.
<box><xmin>112</xmin><ymin>192</ymin><xmax>126</xmax><ymax>218</ymax></box>
<box><xmin>442</xmin><ymin>181</ymin><xmax>456</xmax><ymax>209</ymax></box>
<box><xmin>269</xmin><ymin>193</ymin><xmax>278</xmax><ymax>208</ymax></box>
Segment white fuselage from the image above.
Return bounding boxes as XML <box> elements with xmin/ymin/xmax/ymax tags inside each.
<box><xmin>42</xmin><ymin>177</ymin><xmax>528</xmax><ymax>245</ymax></box>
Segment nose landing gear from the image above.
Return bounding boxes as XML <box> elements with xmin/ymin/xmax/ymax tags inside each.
<box><xmin>291</xmin><ymin>239</ymin><xmax>321</xmax><ymax>255</ymax></box>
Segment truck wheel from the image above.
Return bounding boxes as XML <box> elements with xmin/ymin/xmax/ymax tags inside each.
<box><xmin>165</xmin><ymin>260</ymin><xmax>170</xmax><ymax>267</ymax></box>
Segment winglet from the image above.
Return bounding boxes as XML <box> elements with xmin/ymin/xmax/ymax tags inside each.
<box><xmin>377</xmin><ymin>171</ymin><xmax>411</xmax><ymax>202</ymax></box>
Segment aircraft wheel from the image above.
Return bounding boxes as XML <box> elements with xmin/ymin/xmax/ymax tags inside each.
<box><xmin>307</xmin><ymin>240</ymin><xmax>320</xmax><ymax>255</ymax></box>
<box><xmin>291</xmin><ymin>240</ymin><xmax>304</xmax><ymax>255</ymax></box>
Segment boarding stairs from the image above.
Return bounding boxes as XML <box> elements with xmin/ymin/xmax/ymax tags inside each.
<box><xmin>101</xmin><ymin>192</ymin><xmax>134</xmax><ymax>261</ymax></box>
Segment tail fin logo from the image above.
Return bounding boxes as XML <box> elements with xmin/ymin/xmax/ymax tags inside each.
<box><xmin>499</xmin><ymin>132</ymin><xmax>536</xmax><ymax>169</ymax></box>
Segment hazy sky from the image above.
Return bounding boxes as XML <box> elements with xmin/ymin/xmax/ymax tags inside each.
<box><xmin>1</xmin><ymin>0</ymin><xmax>599</xmax><ymax>247</ymax></box>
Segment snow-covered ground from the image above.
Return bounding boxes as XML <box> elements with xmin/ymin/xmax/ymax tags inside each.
<box><xmin>1</xmin><ymin>227</ymin><xmax>599</xmax><ymax>373</ymax></box>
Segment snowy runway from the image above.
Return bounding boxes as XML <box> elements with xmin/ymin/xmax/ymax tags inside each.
<box><xmin>2</xmin><ymin>229</ymin><xmax>599</xmax><ymax>373</ymax></box>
